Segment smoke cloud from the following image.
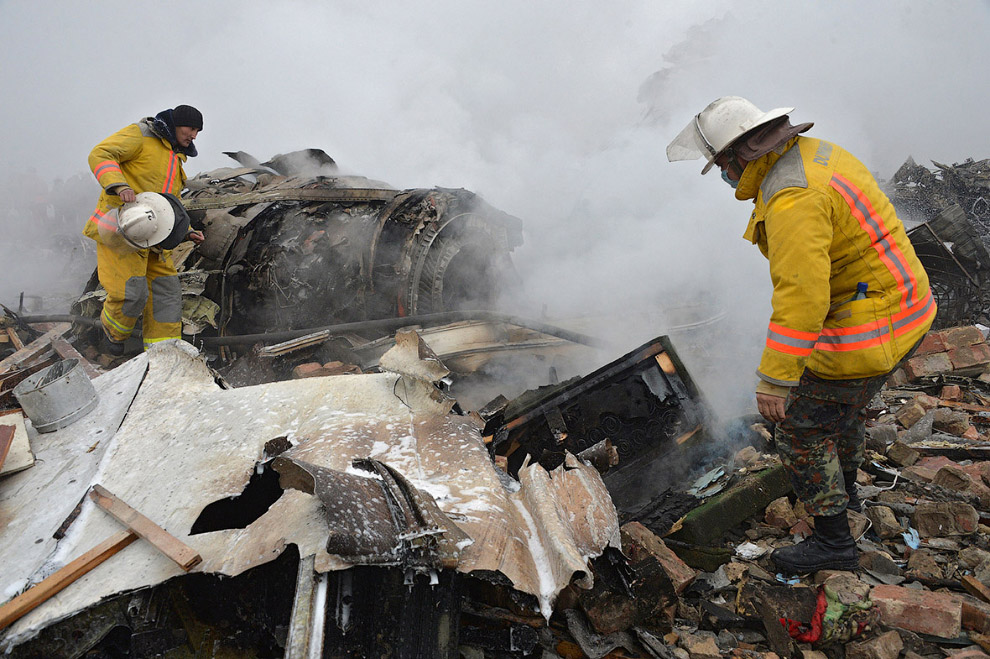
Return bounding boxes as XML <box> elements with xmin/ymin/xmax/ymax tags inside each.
<box><xmin>1</xmin><ymin>1</ymin><xmax>986</xmax><ymax>418</ymax></box>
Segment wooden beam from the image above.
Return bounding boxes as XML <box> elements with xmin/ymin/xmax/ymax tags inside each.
<box><xmin>0</xmin><ymin>424</ymin><xmax>13</xmax><ymax>472</ymax></box>
<box><xmin>89</xmin><ymin>485</ymin><xmax>202</xmax><ymax>571</ymax></box>
<box><xmin>0</xmin><ymin>323</ymin><xmax>72</xmax><ymax>375</ymax></box>
<box><xmin>0</xmin><ymin>530</ymin><xmax>137</xmax><ymax>631</ymax></box>
<box><xmin>964</xmin><ymin>575</ymin><xmax>990</xmax><ymax>605</ymax></box>
<box><xmin>6</xmin><ymin>328</ymin><xmax>23</xmax><ymax>351</ymax></box>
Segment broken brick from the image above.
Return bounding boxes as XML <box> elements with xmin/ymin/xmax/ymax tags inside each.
<box><xmin>934</xmin><ymin>408</ymin><xmax>972</xmax><ymax>435</ymax></box>
<box><xmin>845</xmin><ymin>629</ymin><xmax>904</xmax><ymax>659</ymax></box>
<box><xmin>903</xmin><ymin>352</ymin><xmax>953</xmax><ymax>380</ymax></box>
<box><xmin>932</xmin><ymin>465</ymin><xmax>975</xmax><ymax>492</ymax></box>
<box><xmin>916</xmin><ymin>394</ymin><xmax>942</xmax><ymax>410</ymax></box>
<box><xmin>906</xmin><ymin>549</ymin><xmax>943</xmax><ymax>580</ymax></box>
<box><xmin>915</xmin><ymin>331</ymin><xmax>948</xmax><ymax>355</ymax></box>
<box><xmin>864</xmin><ymin>505</ymin><xmax>903</xmax><ymax>539</ymax></box>
<box><xmin>886</xmin><ymin>440</ymin><xmax>921</xmax><ymax>467</ymax></box>
<box><xmin>950</xmin><ymin>343</ymin><xmax>990</xmax><ymax>370</ymax></box>
<box><xmin>871</xmin><ymin>584</ymin><xmax>962</xmax><ymax>638</ymax></box>
<box><xmin>942</xmin><ymin>384</ymin><xmax>964</xmax><ymax>400</ymax></box>
<box><xmin>896</xmin><ymin>401</ymin><xmax>929</xmax><ymax>428</ymax></box>
<box><xmin>912</xmin><ymin>501</ymin><xmax>979</xmax><ymax>537</ymax></box>
<box><xmin>887</xmin><ymin>367</ymin><xmax>910</xmax><ymax>388</ymax></box>
<box><xmin>940</xmin><ymin>325</ymin><xmax>986</xmax><ymax>350</ymax></box>
<box><xmin>292</xmin><ymin>362</ymin><xmax>328</xmax><ymax>379</ymax></box>
<box><xmin>966</xmin><ymin>426</ymin><xmax>983</xmax><ymax>441</ymax></box>
<box><xmin>764</xmin><ymin>497</ymin><xmax>797</xmax><ymax>530</ymax></box>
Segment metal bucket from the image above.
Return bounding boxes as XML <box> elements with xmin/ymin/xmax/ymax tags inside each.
<box><xmin>13</xmin><ymin>359</ymin><xmax>99</xmax><ymax>433</ymax></box>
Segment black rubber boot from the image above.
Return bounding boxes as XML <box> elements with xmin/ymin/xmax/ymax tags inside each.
<box><xmin>771</xmin><ymin>509</ymin><xmax>859</xmax><ymax>574</ymax></box>
<box><xmin>844</xmin><ymin>471</ymin><xmax>862</xmax><ymax>513</ymax></box>
<box><xmin>99</xmin><ymin>330</ymin><xmax>125</xmax><ymax>357</ymax></box>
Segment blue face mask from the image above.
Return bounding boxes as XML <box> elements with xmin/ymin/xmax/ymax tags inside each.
<box><xmin>721</xmin><ymin>168</ymin><xmax>739</xmax><ymax>189</ymax></box>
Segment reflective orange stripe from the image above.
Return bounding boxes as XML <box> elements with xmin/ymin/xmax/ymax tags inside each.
<box><xmin>94</xmin><ymin>160</ymin><xmax>122</xmax><ymax>179</ymax></box>
<box><xmin>88</xmin><ymin>208</ymin><xmax>117</xmax><ymax>232</ymax></box>
<box><xmin>767</xmin><ymin>337</ymin><xmax>815</xmax><ymax>357</ymax></box>
<box><xmin>162</xmin><ymin>152</ymin><xmax>178</xmax><ymax>193</ymax></box>
<box><xmin>766</xmin><ymin>323</ymin><xmax>818</xmax><ymax>356</ymax></box>
<box><xmin>768</xmin><ymin>323</ymin><xmax>818</xmax><ymax>341</ymax></box>
<box><xmin>830</xmin><ymin>173</ymin><xmax>920</xmax><ymax>309</ymax></box>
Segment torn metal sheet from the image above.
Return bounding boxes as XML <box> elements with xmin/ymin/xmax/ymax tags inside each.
<box><xmin>1</xmin><ymin>339</ymin><xmax>618</xmax><ymax>646</ymax></box>
<box><xmin>0</xmin><ymin>354</ymin><xmax>149</xmax><ymax>606</ymax></box>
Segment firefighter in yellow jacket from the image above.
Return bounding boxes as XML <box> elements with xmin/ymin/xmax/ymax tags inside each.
<box><xmin>668</xmin><ymin>97</ymin><xmax>935</xmax><ymax>574</ymax></box>
<box><xmin>85</xmin><ymin>105</ymin><xmax>205</xmax><ymax>355</ymax></box>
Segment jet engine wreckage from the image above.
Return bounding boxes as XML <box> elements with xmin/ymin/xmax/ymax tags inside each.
<box><xmin>6</xmin><ymin>154</ymin><xmax>990</xmax><ymax>657</ymax></box>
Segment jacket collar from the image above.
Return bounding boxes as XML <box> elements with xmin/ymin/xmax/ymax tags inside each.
<box><xmin>145</xmin><ymin>110</ymin><xmax>198</xmax><ymax>157</ymax></box>
<box><xmin>734</xmin><ymin>137</ymin><xmax>800</xmax><ymax>201</ymax></box>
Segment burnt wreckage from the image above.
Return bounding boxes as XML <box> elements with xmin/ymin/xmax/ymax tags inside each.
<box><xmin>77</xmin><ymin>149</ymin><xmax>524</xmax><ymax>340</ymax></box>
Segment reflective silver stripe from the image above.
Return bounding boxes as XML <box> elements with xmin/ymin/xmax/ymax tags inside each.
<box><xmin>122</xmin><ymin>276</ymin><xmax>149</xmax><ymax>317</ymax></box>
<box><xmin>892</xmin><ymin>293</ymin><xmax>933</xmax><ymax>331</ymax></box>
<box><xmin>757</xmin><ymin>371</ymin><xmax>799</xmax><ymax>387</ymax></box>
<box><xmin>817</xmin><ymin>324</ymin><xmax>889</xmax><ymax>346</ymax></box>
<box><xmin>767</xmin><ymin>328</ymin><xmax>817</xmax><ymax>350</ymax></box>
<box><xmin>151</xmin><ymin>275</ymin><xmax>182</xmax><ymax>323</ymax></box>
<box><xmin>694</xmin><ymin>114</ymin><xmax>717</xmax><ymax>157</ymax></box>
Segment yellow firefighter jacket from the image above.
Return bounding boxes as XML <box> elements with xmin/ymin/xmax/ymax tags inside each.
<box><xmin>738</xmin><ymin>136</ymin><xmax>935</xmax><ymax>386</ymax></box>
<box><xmin>84</xmin><ymin>118</ymin><xmax>188</xmax><ymax>243</ymax></box>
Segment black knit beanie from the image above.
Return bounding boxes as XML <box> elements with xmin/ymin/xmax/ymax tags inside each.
<box><xmin>172</xmin><ymin>105</ymin><xmax>203</xmax><ymax>130</ymax></box>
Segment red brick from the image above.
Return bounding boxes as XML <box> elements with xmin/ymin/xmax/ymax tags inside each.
<box><xmin>871</xmin><ymin>584</ymin><xmax>962</xmax><ymax>638</ymax></box>
<box><xmin>896</xmin><ymin>401</ymin><xmax>927</xmax><ymax>428</ymax></box>
<box><xmin>949</xmin><ymin>343</ymin><xmax>990</xmax><ymax>370</ymax></box>
<box><xmin>939</xmin><ymin>325</ymin><xmax>985</xmax><ymax>350</ymax></box>
<box><xmin>941</xmin><ymin>384</ymin><xmax>963</xmax><ymax>400</ymax></box>
<box><xmin>903</xmin><ymin>352</ymin><xmax>953</xmax><ymax>379</ymax></box>
<box><xmin>292</xmin><ymin>362</ymin><xmax>327</xmax><ymax>378</ymax></box>
<box><xmin>965</xmin><ymin>426</ymin><xmax>983</xmax><ymax>441</ymax></box>
<box><xmin>887</xmin><ymin>368</ymin><xmax>910</xmax><ymax>388</ymax></box>
<box><xmin>620</xmin><ymin>522</ymin><xmax>696</xmax><ymax>595</ymax></box>
<box><xmin>916</xmin><ymin>331</ymin><xmax>948</xmax><ymax>355</ymax></box>
<box><xmin>916</xmin><ymin>394</ymin><xmax>941</xmax><ymax>410</ymax></box>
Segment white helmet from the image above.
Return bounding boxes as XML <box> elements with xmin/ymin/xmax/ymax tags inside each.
<box><xmin>666</xmin><ymin>96</ymin><xmax>794</xmax><ymax>174</ymax></box>
<box><xmin>117</xmin><ymin>192</ymin><xmax>176</xmax><ymax>249</ymax></box>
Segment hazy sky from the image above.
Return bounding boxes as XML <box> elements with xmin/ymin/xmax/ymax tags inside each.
<box><xmin>1</xmin><ymin>0</ymin><xmax>987</xmax><ymax>415</ymax></box>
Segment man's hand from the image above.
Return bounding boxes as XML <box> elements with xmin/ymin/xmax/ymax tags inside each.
<box><xmin>118</xmin><ymin>187</ymin><xmax>136</xmax><ymax>203</ymax></box>
<box><xmin>187</xmin><ymin>230</ymin><xmax>205</xmax><ymax>245</ymax></box>
<box><xmin>757</xmin><ymin>392</ymin><xmax>787</xmax><ymax>424</ymax></box>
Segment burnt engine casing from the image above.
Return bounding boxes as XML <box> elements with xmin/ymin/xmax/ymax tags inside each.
<box><xmin>184</xmin><ymin>151</ymin><xmax>523</xmax><ymax>335</ymax></box>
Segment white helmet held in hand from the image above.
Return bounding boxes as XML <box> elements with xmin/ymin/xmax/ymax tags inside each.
<box><xmin>117</xmin><ymin>192</ymin><xmax>176</xmax><ymax>249</ymax></box>
<box><xmin>666</xmin><ymin>96</ymin><xmax>794</xmax><ymax>174</ymax></box>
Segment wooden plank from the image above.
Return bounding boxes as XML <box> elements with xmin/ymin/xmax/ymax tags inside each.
<box><xmin>940</xmin><ymin>400</ymin><xmax>990</xmax><ymax>414</ymax></box>
<box><xmin>50</xmin><ymin>337</ymin><xmax>102</xmax><ymax>380</ymax></box>
<box><xmin>0</xmin><ymin>425</ymin><xmax>13</xmax><ymax>472</ymax></box>
<box><xmin>89</xmin><ymin>484</ymin><xmax>202</xmax><ymax>571</ymax></box>
<box><xmin>0</xmin><ymin>530</ymin><xmax>137</xmax><ymax>631</ymax></box>
<box><xmin>964</xmin><ymin>575</ymin><xmax>990</xmax><ymax>605</ymax></box>
<box><xmin>0</xmin><ymin>411</ymin><xmax>35</xmax><ymax>476</ymax></box>
<box><xmin>6</xmin><ymin>328</ymin><xmax>24</xmax><ymax>350</ymax></box>
<box><xmin>0</xmin><ymin>323</ymin><xmax>72</xmax><ymax>374</ymax></box>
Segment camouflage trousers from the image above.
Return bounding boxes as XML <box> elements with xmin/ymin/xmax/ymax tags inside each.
<box><xmin>774</xmin><ymin>337</ymin><xmax>920</xmax><ymax>516</ymax></box>
<box><xmin>775</xmin><ymin>369</ymin><xmax>889</xmax><ymax>516</ymax></box>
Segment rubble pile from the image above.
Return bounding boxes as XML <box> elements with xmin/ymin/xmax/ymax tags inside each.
<box><xmin>887</xmin><ymin>158</ymin><xmax>990</xmax><ymax>329</ymax></box>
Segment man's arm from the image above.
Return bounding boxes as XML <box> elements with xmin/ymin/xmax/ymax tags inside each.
<box><xmin>88</xmin><ymin>124</ymin><xmax>144</xmax><ymax>201</ymax></box>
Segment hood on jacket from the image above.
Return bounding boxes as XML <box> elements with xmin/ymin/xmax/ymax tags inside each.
<box><xmin>147</xmin><ymin>109</ymin><xmax>198</xmax><ymax>157</ymax></box>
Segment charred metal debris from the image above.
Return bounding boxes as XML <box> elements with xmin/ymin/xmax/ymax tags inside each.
<box><xmin>8</xmin><ymin>155</ymin><xmax>990</xmax><ymax>658</ymax></box>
